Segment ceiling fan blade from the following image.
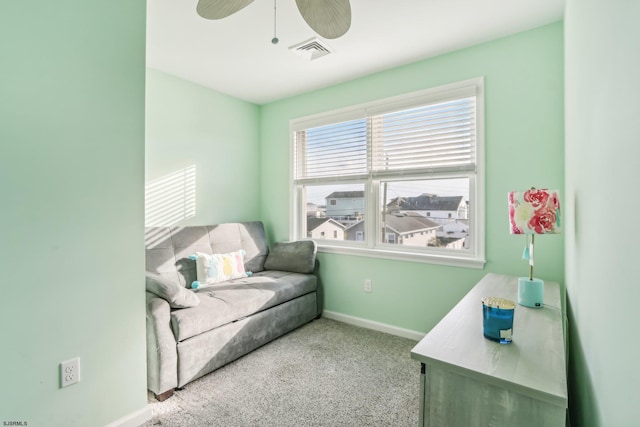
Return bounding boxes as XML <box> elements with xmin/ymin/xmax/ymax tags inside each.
<box><xmin>196</xmin><ymin>0</ymin><xmax>255</xmax><ymax>20</ymax></box>
<box><xmin>295</xmin><ymin>0</ymin><xmax>351</xmax><ymax>39</ymax></box>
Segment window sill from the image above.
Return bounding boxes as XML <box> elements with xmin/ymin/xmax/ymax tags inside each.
<box><xmin>316</xmin><ymin>243</ymin><xmax>486</xmax><ymax>269</ymax></box>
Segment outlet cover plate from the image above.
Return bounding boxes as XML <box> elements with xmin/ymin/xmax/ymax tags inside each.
<box><xmin>60</xmin><ymin>357</ymin><xmax>80</xmax><ymax>388</ymax></box>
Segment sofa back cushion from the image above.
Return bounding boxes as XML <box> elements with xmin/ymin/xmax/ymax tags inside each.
<box><xmin>145</xmin><ymin>222</ymin><xmax>269</xmax><ymax>288</ymax></box>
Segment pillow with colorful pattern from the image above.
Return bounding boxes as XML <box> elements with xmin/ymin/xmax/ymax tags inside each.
<box><xmin>191</xmin><ymin>250</ymin><xmax>248</xmax><ymax>285</ymax></box>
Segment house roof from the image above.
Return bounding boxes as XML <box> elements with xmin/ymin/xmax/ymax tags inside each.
<box><xmin>444</xmin><ymin>219</ymin><xmax>469</xmax><ymax>227</ymax></box>
<box><xmin>307</xmin><ymin>217</ymin><xmax>346</xmax><ymax>232</ymax></box>
<box><xmin>325</xmin><ymin>191</ymin><xmax>365</xmax><ymax>200</ymax></box>
<box><xmin>344</xmin><ymin>215</ymin><xmax>440</xmax><ymax>234</ymax></box>
<box><xmin>387</xmin><ymin>195</ymin><xmax>464</xmax><ymax>211</ymax></box>
<box><xmin>383</xmin><ymin>214</ymin><xmax>441</xmax><ymax>234</ymax></box>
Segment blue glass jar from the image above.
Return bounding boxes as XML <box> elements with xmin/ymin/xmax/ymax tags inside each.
<box><xmin>481</xmin><ymin>297</ymin><xmax>515</xmax><ymax>344</ymax></box>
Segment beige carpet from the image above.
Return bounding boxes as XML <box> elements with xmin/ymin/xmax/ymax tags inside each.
<box><xmin>142</xmin><ymin>317</ymin><xmax>420</xmax><ymax>426</ymax></box>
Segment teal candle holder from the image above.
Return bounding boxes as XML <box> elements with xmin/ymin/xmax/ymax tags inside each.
<box><xmin>482</xmin><ymin>297</ymin><xmax>515</xmax><ymax>344</ymax></box>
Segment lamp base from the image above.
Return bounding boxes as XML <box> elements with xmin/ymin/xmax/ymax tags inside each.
<box><xmin>518</xmin><ymin>277</ymin><xmax>544</xmax><ymax>308</ymax></box>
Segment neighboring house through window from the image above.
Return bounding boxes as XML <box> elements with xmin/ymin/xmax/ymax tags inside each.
<box><xmin>307</xmin><ymin>217</ymin><xmax>346</xmax><ymax>241</ymax></box>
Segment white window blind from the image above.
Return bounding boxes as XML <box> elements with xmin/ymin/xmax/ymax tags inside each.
<box><xmin>294</xmin><ymin>118</ymin><xmax>367</xmax><ymax>180</ymax></box>
<box><xmin>294</xmin><ymin>88</ymin><xmax>477</xmax><ymax>181</ymax></box>
<box><xmin>371</xmin><ymin>97</ymin><xmax>476</xmax><ymax>176</ymax></box>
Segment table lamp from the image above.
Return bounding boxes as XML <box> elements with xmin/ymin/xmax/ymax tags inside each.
<box><xmin>508</xmin><ymin>188</ymin><xmax>561</xmax><ymax>308</ymax></box>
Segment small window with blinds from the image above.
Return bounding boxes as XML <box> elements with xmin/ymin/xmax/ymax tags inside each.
<box><xmin>291</xmin><ymin>78</ymin><xmax>485</xmax><ymax>268</ymax></box>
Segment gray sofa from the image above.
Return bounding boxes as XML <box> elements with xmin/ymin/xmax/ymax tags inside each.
<box><xmin>144</xmin><ymin>221</ymin><xmax>320</xmax><ymax>400</ymax></box>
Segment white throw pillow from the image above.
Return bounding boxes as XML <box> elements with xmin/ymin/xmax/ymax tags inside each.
<box><xmin>193</xmin><ymin>250</ymin><xmax>248</xmax><ymax>285</ymax></box>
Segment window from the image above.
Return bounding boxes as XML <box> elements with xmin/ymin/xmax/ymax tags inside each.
<box><xmin>291</xmin><ymin>78</ymin><xmax>485</xmax><ymax>268</ymax></box>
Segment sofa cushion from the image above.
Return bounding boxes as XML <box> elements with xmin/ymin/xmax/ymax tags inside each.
<box><xmin>169</xmin><ymin>271</ymin><xmax>317</xmax><ymax>342</ymax></box>
<box><xmin>207</xmin><ymin>222</ymin><xmax>269</xmax><ymax>273</ymax></box>
<box><xmin>145</xmin><ymin>272</ymin><xmax>200</xmax><ymax>309</ymax></box>
<box><xmin>264</xmin><ymin>240</ymin><xmax>317</xmax><ymax>274</ymax></box>
<box><xmin>193</xmin><ymin>250</ymin><xmax>248</xmax><ymax>285</ymax></box>
<box><xmin>144</xmin><ymin>222</ymin><xmax>270</xmax><ymax>288</ymax></box>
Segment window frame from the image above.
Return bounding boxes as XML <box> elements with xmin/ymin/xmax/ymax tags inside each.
<box><xmin>289</xmin><ymin>78</ymin><xmax>486</xmax><ymax>269</ymax></box>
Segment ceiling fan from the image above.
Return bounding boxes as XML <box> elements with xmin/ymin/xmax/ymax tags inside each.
<box><xmin>196</xmin><ymin>0</ymin><xmax>352</xmax><ymax>40</ymax></box>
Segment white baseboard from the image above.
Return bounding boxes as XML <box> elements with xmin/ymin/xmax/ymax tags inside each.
<box><xmin>104</xmin><ymin>406</ymin><xmax>152</xmax><ymax>427</ymax></box>
<box><xmin>322</xmin><ymin>310</ymin><xmax>425</xmax><ymax>341</ymax></box>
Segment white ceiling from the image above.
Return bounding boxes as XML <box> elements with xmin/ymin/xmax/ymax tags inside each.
<box><xmin>147</xmin><ymin>0</ymin><xmax>564</xmax><ymax>105</ymax></box>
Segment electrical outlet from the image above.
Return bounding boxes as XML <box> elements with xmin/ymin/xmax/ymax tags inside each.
<box><xmin>364</xmin><ymin>279</ymin><xmax>372</xmax><ymax>293</ymax></box>
<box><xmin>60</xmin><ymin>357</ymin><xmax>81</xmax><ymax>388</ymax></box>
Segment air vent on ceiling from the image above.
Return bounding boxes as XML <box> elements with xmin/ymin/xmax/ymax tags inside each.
<box><xmin>289</xmin><ymin>37</ymin><xmax>332</xmax><ymax>60</ymax></box>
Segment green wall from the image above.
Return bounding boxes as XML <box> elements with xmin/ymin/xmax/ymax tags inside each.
<box><xmin>565</xmin><ymin>0</ymin><xmax>640</xmax><ymax>425</ymax></box>
<box><xmin>259</xmin><ymin>22</ymin><xmax>565</xmax><ymax>333</ymax></box>
<box><xmin>146</xmin><ymin>69</ymin><xmax>261</xmax><ymax>225</ymax></box>
<box><xmin>0</xmin><ymin>2</ymin><xmax>148</xmax><ymax>426</ymax></box>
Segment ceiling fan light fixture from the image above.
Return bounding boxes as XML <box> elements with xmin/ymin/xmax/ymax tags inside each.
<box><xmin>196</xmin><ymin>0</ymin><xmax>352</xmax><ymax>41</ymax></box>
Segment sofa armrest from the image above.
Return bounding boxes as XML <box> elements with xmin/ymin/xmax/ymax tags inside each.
<box><xmin>146</xmin><ymin>292</ymin><xmax>178</xmax><ymax>396</ymax></box>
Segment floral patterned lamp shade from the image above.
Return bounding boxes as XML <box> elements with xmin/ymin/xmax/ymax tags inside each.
<box><xmin>508</xmin><ymin>188</ymin><xmax>561</xmax><ymax>236</ymax></box>
<box><xmin>508</xmin><ymin>188</ymin><xmax>561</xmax><ymax>308</ymax></box>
